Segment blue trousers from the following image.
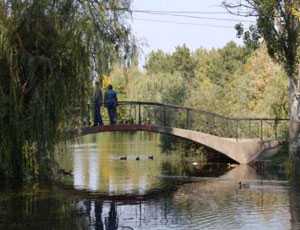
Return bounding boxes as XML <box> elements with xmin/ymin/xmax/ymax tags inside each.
<box><xmin>94</xmin><ymin>103</ymin><xmax>103</xmax><ymax>126</ymax></box>
<box><xmin>107</xmin><ymin>106</ymin><xmax>117</xmax><ymax>125</ymax></box>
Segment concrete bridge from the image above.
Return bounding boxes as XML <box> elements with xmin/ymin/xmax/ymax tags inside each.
<box><xmin>80</xmin><ymin>101</ymin><xmax>288</xmax><ymax>164</ymax></box>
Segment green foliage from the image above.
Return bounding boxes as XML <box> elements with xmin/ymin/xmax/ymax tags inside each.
<box><xmin>145</xmin><ymin>44</ymin><xmax>196</xmax><ymax>80</ymax></box>
<box><xmin>235</xmin><ymin>24</ymin><xmax>261</xmax><ymax>51</ymax></box>
<box><xmin>224</xmin><ymin>0</ymin><xmax>300</xmax><ymax>168</ymax></box>
<box><xmin>111</xmin><ymin>42</ymin><xmax>287</xmax><ymax>118</ymax></box>
<box><xmin>171</xmin><ymin>44</ymin><xmax>196</xmax><ymax>80</ymax></box>
<box><xmin>223</xmin><ymin>46</ymin><xmax>288</xmax><ymax>117</ymax></box>
<box><xmin>0</xmin><ymin>0</ymin><xmax>133</xmax><ymax>181</ymax></box>
<box><xmin>110</xmin><ymin>41</ymin><xmax>288</xmax><ymax>149</ymax></box>
<box><xmin>127</xmin><ymin>72</ymin><xmax>186</xmax><ymax>105</ymax></box>
<box><xmin>144</xmin><ymin>50</ymin><xmax>173</xmax><ymax>74</ymax></box>
<box><xmin>194</xmin><ymin>42</ymin><xmax>247</xmax><ymax>87</ymax></box>
<box><xmin>224</xmin><ymin>0</ymin><xmax>300</xmax><ymax>77</ymax></box>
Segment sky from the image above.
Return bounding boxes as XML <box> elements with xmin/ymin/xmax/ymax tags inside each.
<box><xmin>130</xmin><ymin>0</ymin><xmax>255</xmax><ymax>66</ymax></box>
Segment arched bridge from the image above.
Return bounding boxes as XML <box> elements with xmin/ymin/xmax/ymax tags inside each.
<box><xmin>80</xmin><ymin>101</ymin><xmax>288</xmax><ymax>164</ymax></box>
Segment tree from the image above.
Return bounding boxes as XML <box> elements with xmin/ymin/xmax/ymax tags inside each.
<box><xmin>224</xmin><ymin>0</ymin><xmax>300</xmax><ymax>174</ymax></box>
<box><xmin>193</xmin><ymin>41</ymin><xmax>248</xmax><ymax>101</ymax></box>
<box><xmin>0</xmin><ymin>0</ymin><xmax>134</xmax><ymax>181</ymax></box>
<box><xmin>225</xmin><ymin>46</ymin><xmax>288</xmax><ymax>118</ymax></box>
<box><xmin>235</xmin><ymin>23</ymin><xmax>261</xmax><ymax>51</ymax></box>
<box><xmin>145</xmin><ymin>50</ymin><xmax>173</xmax><ymax>74</ymax></box>
<box><xmin>171</xmin><ymin>44</ymin><xmax>196</xmax><ymax>80</ymax></box>
<box><xmin>145</xmin><ymin>45</ymin><xmax>196</xmax><ymax>80</ymax></box>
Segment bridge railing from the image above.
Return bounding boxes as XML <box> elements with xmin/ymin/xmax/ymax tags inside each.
<box><xmin>88</xmin><ymin>101</ymin><xmax>289</xmax><ymax>141</ymax></box>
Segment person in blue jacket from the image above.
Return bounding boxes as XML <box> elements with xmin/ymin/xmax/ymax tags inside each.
<box><xmin>104</xmin><ymin>84</ymin><xmax>118</xmax><ymax>125</ymax></box>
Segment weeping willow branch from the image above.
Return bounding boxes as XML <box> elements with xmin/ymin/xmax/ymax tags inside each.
<box><xmin>0</xmin><ymin>0</ymin><xmax>135</xmax><ymax>181</ymax></box>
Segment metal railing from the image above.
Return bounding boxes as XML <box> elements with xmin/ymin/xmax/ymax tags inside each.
<box><xmin>86</xmin><ymin>101</ymin><xmax>289</xmax><ymax>141</ymax></box>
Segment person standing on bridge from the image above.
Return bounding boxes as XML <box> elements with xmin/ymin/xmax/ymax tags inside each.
<box><xmin>93</xmin><ymin>81</ymin><xmax>104</xmax><ymax>127</ymax></box>
<box><xmin>104</xmin><ymin>84</ymin><xmax>118</xmax><ymax>125</ymax></box>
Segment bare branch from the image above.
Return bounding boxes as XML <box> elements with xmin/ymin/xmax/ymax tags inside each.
<box><xmin>222</xmin><ymin>0</ymin><xmax>257</xmax><ymax>17</ymax></box>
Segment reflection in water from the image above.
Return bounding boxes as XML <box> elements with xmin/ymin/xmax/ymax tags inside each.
<box><xmin>95</xmin><ymin>201</ymin><xmax>104</xmax><ymax>230</ymax></box>
<box><xmin>71</xmin><ymin>132</ymin><xmax>166</xmax><ymax>194</ymax></box>
<box><xmin>0</xmin><ymin>132</ymin><xmax>299</xmax><ymax>229</ymax></box>
<box><xmin>70</xmin><ymin>132</ymin><xmax>231</xmax><ymax>194</ymax></box>
<box><xmin>78</xmin><ymin>200</ymin><xmax>119</xmax><ymax>230</ymax></box>
<box><xmin>0</xmin><ymin>168</ymin><xmax>294</xmax><ymax>230</ymax></box>
<box><xmin>106</xmin><ymin>202</ymin><xmax>118</xmax><ymax>230</ymax></box>
<box><xmin>290</xmin><ymin>180</ymin><xmax>300</xmax><ymax>230</ymax></box>
<box><xmin>161</xmin><ymin>161</ymin><xmax>230</xmax><ymax>178</ymax></box>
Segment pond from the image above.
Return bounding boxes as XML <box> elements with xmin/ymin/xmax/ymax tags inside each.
<box><xmin>0</xmin><ymin>132</ymin><xmax>299</xmax><ymax>230</ymax></box>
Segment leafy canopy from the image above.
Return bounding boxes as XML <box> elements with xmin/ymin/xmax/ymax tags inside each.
<box><xmin>0</xmin><ymin>0</ymin><xmax>134</xmax><ymax>180</ymax></box>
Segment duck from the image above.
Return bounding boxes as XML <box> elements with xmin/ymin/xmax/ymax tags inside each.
<box><xmin>59</xmin><ymin>169</ymin><xmax>73</xmax><ymax>177</ymax></box>
<box><xmin>238</xmin><ymin>181</ymin><xmax>250</xmax><ymax>189</ymax></box>
<box><xmin>227</xmin><ymin>163</ymin><xmax>236</xmax><ymax>169</ymax></box>
<box><xmin>148</xmin><ymin>155</ymin><xmax>154</xmax><ymax>160</ymax></box>
<box><xmin>120</xmin><ymin>156</ymin><xmax>127</xmax><ymax>160</ymax></box>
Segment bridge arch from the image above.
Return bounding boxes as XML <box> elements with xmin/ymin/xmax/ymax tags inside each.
<box><xmin>79</xmin><ymin>101</ymin><xmax>288</xmax><ymax>164</ymax></box>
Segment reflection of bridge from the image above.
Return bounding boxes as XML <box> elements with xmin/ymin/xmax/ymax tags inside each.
<box><xmin>80</xmin><ymin>101</ymin><xmax>288</xmax><ymax>164</ymax></box>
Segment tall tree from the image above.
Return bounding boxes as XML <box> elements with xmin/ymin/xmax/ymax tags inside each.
<box><xmin>196</xmin><ymin>41</ymin><xmax>247</xmax><ymax>86</ymax></box>
<box><xmin>145</xmin><ymin>45</ymin><xmax>196</xmax><ymax>80</ymax></box>
<box><xmin>145</xmin><ymin>49</ymin><xmax>173</xmax><ymax>74</ymax></box>
<box><xmin>171</xmin><ymin>44</ymin><xmax>196</xmax><ymax>80</ymax></box>
<box><xmin>224</xmin><ymin>0</ymin><xmax>300</xmax><ymax>174</ymax></box>
<box><xmin>0</xmin><ymin>0</ymin><xmax>134</xmax><ymax>181</ymax></box>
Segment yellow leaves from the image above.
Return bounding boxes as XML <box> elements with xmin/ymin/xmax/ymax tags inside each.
<box><xmin>291</xmin><ymin>5</ymin><xmax>300</xmax><ymax>20</ymax></box>
<box><xmin>255</xmin><ymin>78</ymin><xmax>267</xmax><ymax>92</ymax></box>
<box><xmin>102</xmin><ymin>74</ymin><xmax>112</xmax><ymax>88</ymax></box>
<box><xmin>243</xmin><ymin>62</ymin><xmax>252</xmax><ymax>72</ymax></box>
<box><xmin>291</xmin><ymin>8</ymin><xmax>300</xmax><ymax>19</ymax></box>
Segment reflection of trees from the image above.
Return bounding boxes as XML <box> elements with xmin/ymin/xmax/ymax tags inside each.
<box><xmin>68</xmin><ymin>132</ymin><xmax>293</xmax><ymax>229</ymax></box>
<box><xmin>171</xmin><ymin>165</ymin><xmax>290</xmax><ymax>226</ymax></box>
<box><xmin>160</xmin><ymin>134</ymin><xmax>237</xmax><ymax>164</ymax></box>
<box><xmin>0</xmin><ymin>187</ymin><xmax>90</xmax><ymax>229</ymax></box>
<box><xmin>0</xmin><ymin>175</ymin><xmax>292</xmax><ymax>230</ymax></box>
<box><xmin>161</xmin><ymin>160</ymin><xmax>229</xmax><ymax>177</ymax></box>
<box><xmin>6</xmin><ymin>197</ymin><xmax>120</xmax><ymax>230</ymax></box>
<box><xmin>74</xmin><ymin>132</ymin><xmax>162</xmax><ymax>194</ymax></box>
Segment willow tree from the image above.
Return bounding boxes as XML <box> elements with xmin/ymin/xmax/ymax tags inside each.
<box><xmin>224</xmin><ymin>0</ymin><xmax>300</xmax><ymax>173</ymax></box>
<box><xmin>0</xmin><ymin>0</ymin><xmax>134</xmax><ymax>181</ymax></box>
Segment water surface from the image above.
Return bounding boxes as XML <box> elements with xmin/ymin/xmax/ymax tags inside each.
<box><xmin>0</xmin><ymin>132</ymin><xmax>299</xmax><ymax>230</ymax></box>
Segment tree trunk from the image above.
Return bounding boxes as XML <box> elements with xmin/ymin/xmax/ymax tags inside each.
<box><xmin>288</xmin><ymin>76</ymin><xmax>300</xmax><ymax>176</ymax></box>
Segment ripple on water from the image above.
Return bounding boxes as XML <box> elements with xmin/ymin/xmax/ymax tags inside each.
<box><xmin>55</xmin><ymin>133</ymin><xmax>295</xmax><ymax>230</ymax></box>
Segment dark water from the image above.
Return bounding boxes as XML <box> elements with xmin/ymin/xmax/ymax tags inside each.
<box><xmin>1</xmin><ymin>132</ymin><xmax>300</xmax><ymax>230</ymax></box>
